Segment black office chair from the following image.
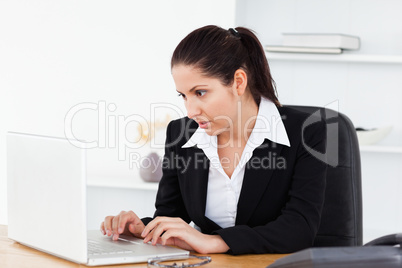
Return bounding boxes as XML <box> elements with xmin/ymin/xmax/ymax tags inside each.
<box><xmin>285</xmin><ymin>105</ymin><xmax>363</xmax><ymax>247</ymax></box>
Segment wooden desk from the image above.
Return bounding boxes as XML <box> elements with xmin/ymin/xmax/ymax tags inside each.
<box><xmin>0</xmin><ymin>225</ymin><xmax>285</xmax><ymax>267</ymax></box>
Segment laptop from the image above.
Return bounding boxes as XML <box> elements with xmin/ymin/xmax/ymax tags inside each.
<box><xmin>6</xmin><ymin>131</ymin><xmax>189</xmax><ymax>266</ymax></box>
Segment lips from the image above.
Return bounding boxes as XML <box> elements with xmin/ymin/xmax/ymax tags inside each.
<box><xmin>197</xmin><ymin>121</ymin><xmax>210</xmax><ymax>129</ymax></box>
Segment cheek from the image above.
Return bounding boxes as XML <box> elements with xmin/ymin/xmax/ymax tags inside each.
<box><xmin>211</xmin><ymin>101</ymin><xmax>237</xmax><ymax>125</ymax></box>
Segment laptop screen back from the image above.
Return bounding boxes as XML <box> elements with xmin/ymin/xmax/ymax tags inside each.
<box><xmin>7</xmin><ymin>132</ymin><xmax>88</xmax><ymax>263</ymax></box>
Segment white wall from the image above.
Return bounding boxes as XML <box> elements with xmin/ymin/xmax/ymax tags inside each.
<box><xmin>5</xmin><ymin>0</ymin><xmax>400</xmax><ymax>242</ymax></box>
<box><xmin>235</xmin><ymin>0</ymin><xmax>402</xmax><ymax>242</ymax></box>
<box><xmin>0</xmin><ymin>0</ymin><xmax>236</xmax><ymax>225</ymax></box>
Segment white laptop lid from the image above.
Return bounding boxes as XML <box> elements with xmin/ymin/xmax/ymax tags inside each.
<box><xmin>7</xmin><ymin>132</ymin><xmax>88</xmax><ymax>263</ymax></box>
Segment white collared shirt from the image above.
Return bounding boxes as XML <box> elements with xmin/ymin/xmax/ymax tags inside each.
<box><xmin>182</xmin><ymin>98</ymin><xmax>290</xmax><ymax>228</ymax></box>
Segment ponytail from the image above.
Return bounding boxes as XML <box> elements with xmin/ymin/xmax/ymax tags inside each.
<box><xmin>235</xmin><ymin>27</ymin><xmax>280</xmax><ymax>106</ymax></box>
<box><xmin>171</xmin><ymin>25</ymin><xmax>280</xmax><ymax>107</ymax></box>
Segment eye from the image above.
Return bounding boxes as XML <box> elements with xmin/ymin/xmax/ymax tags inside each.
<box><xmin>195</xmin><ymin>90</ymin><xmax>206</xmax><ymax>97</ymax></box>
<box><xmin>177</xmin><ymin>93</ymin><xmax>186</xmax><ymax>100</ymax></box>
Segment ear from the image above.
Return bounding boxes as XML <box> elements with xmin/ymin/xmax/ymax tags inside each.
<box><xmin>232</xmin><ymin>69</ymin><xmax>248</xmax><ymax>96</ymax></box>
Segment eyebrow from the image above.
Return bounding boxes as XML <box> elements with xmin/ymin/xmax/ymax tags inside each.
<box><xmin>176</xmin><ymin>85</ymin><xmax>208</xmax><ymax>94</ymax></box>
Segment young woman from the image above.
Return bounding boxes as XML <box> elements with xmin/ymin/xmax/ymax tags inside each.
<box><xmin>101</xmin><ymin>25</ymin><xmax>327</xmax><ymax>255</ymax></box>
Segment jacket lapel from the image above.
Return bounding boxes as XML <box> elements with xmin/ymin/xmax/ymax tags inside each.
<box><xmin>236</xmin><ymin>140</ymin><xmax>284</xmax><ymax>225</ymax></box>
<box><xmin>187</xmin><ymin>147</ymin><xmax>209</xmax><ymax>219</ymax></box>
<box><xmin>182</xmin><ymin>146</ymin><xmax>223</xmax><ymax>233</ymax></box>
<box><xmin>179</xmin><ymin>120</ymin><xmax>221</xmax><ymax>233</ymax></box>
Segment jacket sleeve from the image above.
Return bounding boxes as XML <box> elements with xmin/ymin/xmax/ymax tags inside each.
<box><xmin>141</xmin><ymin>120</ymin><xmax>191</xmax><ymax>226</ymax></box>
<box><xmin>213</xmin><ymin>120</ymin><xmax>327</xmax><ymax>254</ymax></box>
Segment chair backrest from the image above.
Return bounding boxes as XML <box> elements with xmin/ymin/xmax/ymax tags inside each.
<box><xmin>285</xmin><ymin>105</ymin><xmax>363</xmax><ymax>247</ymax></box>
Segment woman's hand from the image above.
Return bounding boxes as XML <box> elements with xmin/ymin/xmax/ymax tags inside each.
<box><xmin>101</xmin><ymin>210</ymin><xmax>145</xmax><ymax>240</ymax></box>
<box><xmin>141</xmin><ymin>217</ymin><xmax>229</xmax><ymax>254</ymax></box>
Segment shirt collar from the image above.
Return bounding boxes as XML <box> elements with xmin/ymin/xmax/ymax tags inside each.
<box><xmin>182</xmin><ymin>97</ymin><xmax>290</xmax><ymax>149</ymax></box>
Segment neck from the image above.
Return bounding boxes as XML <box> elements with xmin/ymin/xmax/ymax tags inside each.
<box><xmin>218</xmin><ymin>96</ymin><xmax>259</xmax><ymax>147</ymax></box>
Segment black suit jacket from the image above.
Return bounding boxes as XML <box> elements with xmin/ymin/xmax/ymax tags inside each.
<box><xmin>142</xmin><ymin>106</ymin><xmax>327</xmax><ymax>254</ymax></box>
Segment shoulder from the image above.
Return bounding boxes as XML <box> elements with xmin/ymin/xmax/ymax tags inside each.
<box><xmin>165</xmin><ymin>117</ymin><xmax>198</xmax><ymax>148</ymax></box>
<box><xmin>167</xmin><ymin>116</ymin><xmax>197</xmax><ymax>134</ymax></box>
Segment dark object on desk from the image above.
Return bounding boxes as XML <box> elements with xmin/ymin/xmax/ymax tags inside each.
<box><xmin>285</xmin><ymin>105</ymin><xmax>362</xmax><ymax>247</ymax></box>
<box><xmin>365</xmin><ymin>233</ymin><xmax>402</xmax><ymax>247</ymax></box>
<box><xmin>267</xmin><ymin>234</ymin><xmax>402</xmax><ymax>268</ymax></box>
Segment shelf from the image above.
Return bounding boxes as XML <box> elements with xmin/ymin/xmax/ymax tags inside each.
<box><xmin>87</xmin><ymin>176</ymin><xmax>159</xmax><ymax>191</ymax></box>
<box><xmin>359</xmin><ymin>145</ymin><xmax>402</xmax><ymax>153</ymax></box>
<box><xmin>265</xmin><ymin>51</ymin><xmax>402</xmax><ymax>64</ymax></box>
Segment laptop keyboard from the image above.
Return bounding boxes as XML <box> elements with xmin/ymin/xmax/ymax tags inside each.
<box><xmin>88</xmin><ymin>239</ymin><xmax>134</xmax><ymax>255</ymax></box>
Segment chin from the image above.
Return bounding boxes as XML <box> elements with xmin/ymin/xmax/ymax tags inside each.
<box><xmin>202</xmin><ymin>128</ymin><xmax>215</xmax><ymax>136</ymax></box>
<box><xmin>204</xmin><ymin>127</ymin><xmax>225</xmax><ymax>137</ymax></box>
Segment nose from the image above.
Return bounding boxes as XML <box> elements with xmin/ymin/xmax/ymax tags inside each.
<box><xmin>185</xmin><ymin>99</ymin><xmax>201</xmax><ymax>120</ymax></box>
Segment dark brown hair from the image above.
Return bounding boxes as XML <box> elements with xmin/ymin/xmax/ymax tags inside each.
<box><xmin>171</xmin><ymin>25</ymin><xmax>280</xmax><ymax>106</ymax></box>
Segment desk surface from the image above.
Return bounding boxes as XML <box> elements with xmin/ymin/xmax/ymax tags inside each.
<box><xmin>0</xmin><ymin>225</ymin><xmax>285</xmax><ymax>268</ymax></box>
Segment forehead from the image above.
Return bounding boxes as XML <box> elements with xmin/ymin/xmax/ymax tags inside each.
<box><xmin>172</xmin><ymin>65</ymin><xmax>204</xmax><ymax>80</ymax></box>
<box><xmin>172</xmin><ymin>65</ymin><xmax>222</xmax><ymax>91</ymax></box>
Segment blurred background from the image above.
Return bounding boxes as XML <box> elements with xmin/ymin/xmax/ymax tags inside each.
<box><xmin>1</xmin><ymin>0</ymin><xmax>401</xmax><ymax>243</ymax></box>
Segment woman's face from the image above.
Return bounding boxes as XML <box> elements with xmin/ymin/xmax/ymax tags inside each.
<box><xmin>172</xmin><ymin>64</ymin><xmax>239</xmax><ymax>136</ymax></box>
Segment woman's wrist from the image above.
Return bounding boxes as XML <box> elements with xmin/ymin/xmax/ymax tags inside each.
<box><xmin>207</xmin><ymin>234</ymin><xmax>230</xmax><ymax>253</ymax></box>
